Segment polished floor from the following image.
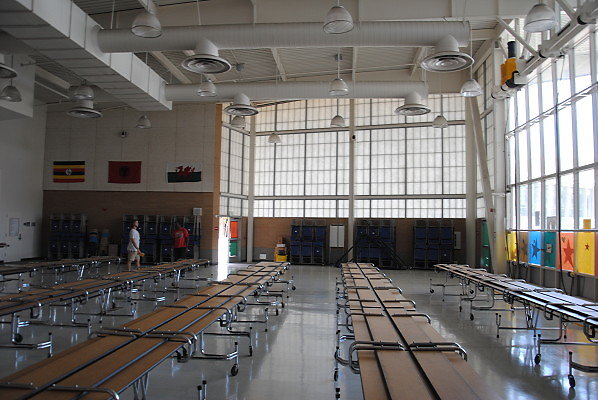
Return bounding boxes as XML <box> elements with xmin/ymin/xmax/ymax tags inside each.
<box><xmin>0</xmin><ymin>263</ymin><xmax>596</xmax><ymax>399</ymax></box>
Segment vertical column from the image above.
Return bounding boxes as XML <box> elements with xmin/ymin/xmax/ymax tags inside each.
<box><xmin>465</xmin><ymin>102</ymin><xmax>477</xmax><ymax>266</ymax></box>
<box><xmin>246</xmin><ymin>116</ymin><xmax>256</xmax><ymax>262</ymax></box>
<box><xmin>493</xmin><ymin>49</ymin><xmax>508</xmax><ymax>274</ymax></box>
<box><xmin>348</xmin><ymin>99</ymin><xmax>356</xmax><ymax>260</ymax></box>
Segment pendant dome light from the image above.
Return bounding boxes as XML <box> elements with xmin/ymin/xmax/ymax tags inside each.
<box><xmin>136</xmin><ymin>114</ymin><xmax>152</xmax><ymax>129</ymax></box>
<box><xmin>0</xmin><ymin>84</ymin><xmax>21</xmax><ymax>102</ymax></box>
<box><xmin>420</xmin><ymin>35</ymin><xmax>474</xmax><ymax>73</ymax></box>
<box><xmin>329</xmin><ymin>51</ymin><xmax>349</xmax><ymax>96</ymax></box>
<box><xmin>224</xmin><ymin>93</ymin><xmax>258</xmax><ymax>116</ymax></box>
<box><xmin>395</xmin><ymin>92</ymin><xmax>431</xmax><ymax>116</ymax></box>
<box><xmin>330</xmin><ymin>114</ymin><xmax>345</xmax><ymax>127</ymax></box>
<box><xmin>231</xmin><ymin>115</ymin><xmax>245</xmax><ymax>128</ymax></box>
<box><xmin>330</xmin><ymin>99</ymin><xmax>345</xmax><ymax>127</ymax></box>
<box><xmin>0</xmin><ymin>54</ymin><xmax>17</xmax><ymax>79</ymax></box>
<box><xmin>460</xmin><ymin>29</ymin><xmax>482</xmax><ymax>97</ymax></box>
<box><xmin>432</xmin><ymin>115</ymin><xmax>448</xmax><ymax>128</ymax></box>
<box><xmin>323</xmin><ymin>1</ymin><xmax>354</xmax><ymax>34</ymax></box>
<box><xmin>268</xmin><ymin>133</ymin><xmax>282</xmax><ymax>144</ymax></box>
<box><xmin>131</xmin><ymin>1</ymin><xmax>162</xmax><ymax>38</ymax></box>
<box><xmin>197</xmin><ymin>79</ymin><xmax>217</xmax><ymax>97</ymax></box>
<box><xmin>67</xmin><ymin>99</ymin><xmax>102</xmax><ymax>118</ymax></box>
<box><xmin>524</xmin><ymin>2</ymin><xmax>557</xmax><ymax>33</ymax></box>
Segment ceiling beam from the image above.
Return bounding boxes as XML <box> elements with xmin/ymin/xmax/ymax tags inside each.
<box><xmin>271</xmin><ymin>48</ymin><xmax>287</xmax><ymax>81</ymax></box>
<box><xmin>409</xmin><ymin>47</ymin><xmax>426</xmax><ymax>77</ymax></box>
<box><xmin>151</xmin><ymin>51</ymin><xmax>192</xmax><ymax>84</ymax></box>
<box><xmin>472</xmin><ymin>20</ymin><xmax>510</xmax><ymax>73</ymax></box>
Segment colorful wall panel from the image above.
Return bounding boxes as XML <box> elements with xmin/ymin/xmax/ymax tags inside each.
<box><xmin>517</xmin><ymin>231</ymin><xmax>528</xmax><ymax>263</ymax></box>
<box><xmin>528</xmin><ymin>231</ymin><xmax>542</xmax><ymax>265</ymax></box>
<box><xmin>575</xmin><ymin>232</ymin><xmax>595</xmax><ymax>275</ymax></box>
<box><xmin>507</xmin><ymin>231</ymin><xmax>518</xmax><ymax>261</ymax></box>
<box><xmin>542</xmin><ymin>232</ymin><xmax>557</xmax><ymax>268</ymax></box>
<box><xmin>559</xmin><ymin>232</ymin><xmax>575</xmax><ymax>271</ymax></box>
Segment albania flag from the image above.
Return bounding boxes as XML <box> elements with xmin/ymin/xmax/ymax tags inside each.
<box><xmin>108</xmin><ymin>161</ymin><xmax>141</xmax><ymax>183</ymax></box>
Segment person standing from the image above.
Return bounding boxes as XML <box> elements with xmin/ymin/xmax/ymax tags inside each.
<box><xmin>172</xmin><ymin>222</ymin><xmax>189</xmax><ymax>261</ymax></box>
<box><xmin>127</xmin><ymin>220</ymin><xmax>142</xmax><ymax>270</ymax></box>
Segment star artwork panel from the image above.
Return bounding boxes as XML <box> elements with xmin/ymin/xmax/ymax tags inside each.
<box><xmin>559</xmin><ymin>232</ymin><xmax>575</xmax><ymax>271</ymax></box>
<box><xmin>517</xmin><ymin>231</ymin><xmax>528</xmax><ymax>263</ymax></box>
<box><xmin>575</xmin><ymin>232</ymin><xmax>595</xmax><ymax>275</ymax></box>
<box><xmin>528</xmin><ymin>231</ymin><xmax>542</xmax><ymax>265</ymax></box>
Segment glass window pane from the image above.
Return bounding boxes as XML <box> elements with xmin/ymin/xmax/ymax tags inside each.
<box><xmin>576</xmin><ymin>96</ymin><xmax>594</xmax><ymax>167</ymax></box>
<box><xmin>531</xmin><ymin>182</ymin><xmax>542</xmax><ymax>229</ymax></box>
<box><xmin>545</xmin><ymin>178</ymin><xmax>557</xmax><ymax>229</ymax></box>
<box><xmin>579</xmin><ymin>169</ymin><xmax>595</xmax><ymax>228</ymax></box>
<box><xmin>560</xmin><ymin>173</ymin><xmax>574</xmax><ymax>229</ymax></box>
<box><xmin>519</xmin><ymin>184</ymin><xmax>529</xmax><ymax>229</ymax></box>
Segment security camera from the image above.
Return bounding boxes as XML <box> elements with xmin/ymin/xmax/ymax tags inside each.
<box><xmin>120</xmin><ymin>131</ymin><xmax>127</xmax><ymax>138</ymax></box>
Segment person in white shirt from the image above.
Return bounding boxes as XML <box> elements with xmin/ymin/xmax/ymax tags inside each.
<box><xmin>126</xmin><ymin>220</ymin><xmax>142</xmax><ymax>270</ymax></box>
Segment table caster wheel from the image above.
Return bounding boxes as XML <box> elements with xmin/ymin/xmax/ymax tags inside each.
<box><xmin>231</xmin><ymin>364</ymin><xmax>239</xmax><ymax>376</ymax></box>
<box><xmin>469</xmin><ymin>314</ymin><xmax>474</xmax><ymax>321</ymax></box>
<box><xmin>13</xmin><ymin>333</ymin><xmax>23</xmax><ymax>343</ymax></box>
<box><xmin>568</xmin><ymin>375</ymin><xmax>575</xmax><ymax>388</ymax></box>
<box><xmin>430</xmin><ymin>289</ymin><xmax>435</xmax><ymax>294</ymax></box>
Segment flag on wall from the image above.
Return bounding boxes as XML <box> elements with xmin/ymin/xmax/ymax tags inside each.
<box><xmin>108</xmin><ymin>161</ymin><xmax>141</xmax><ymax>184</ymax></box>
<box><xmin>528</xmin><ymin>231</ymin><xmax>542</xmax><ymax>265</ymax></box>
<box><xmin>166</xmin><ymin>162</ymin><xmax>201</xmax><ymax>183</ymax></box>
<box><xmin>575</xmin><ymin>232</ymin><xmax>595</xmax><ymax>275</ymax></box>
<box><xmin>517</xmin><ymin>231</ymin><xmax>528</xmax><ymax>263</ymax></box>
<box><xmin>543</xmin><ymin>232</ymin><xmax>557</xmax><ymax>268</ymax></box>
<box><xmin>559</xmin><ymin>232</ymin><xmax>575</xmax><ymax>271</ymax></box>
<box><xmin>53</xmin><ymin>161</ymin><xmax>85</xmax><ymax>183</ymax></box>
<box><xmin>506</xmin><ymin>231</ymin><xmax>518</xmax><ymax>261</ymax></box>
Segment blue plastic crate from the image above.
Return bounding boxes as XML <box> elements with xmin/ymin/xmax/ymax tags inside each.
<box><xmin>414</xmin><ymin>248</ymin><xmax>427</xmax><ymax>261</ymax></box>
<box><xmin>301</xmin><ymin>244</ymin><xmax>313</xmax><ymax>256</ymax></box>
<box><xmin>291</xmin><ymin>226</ymin><xmax>301</xmax><ymax>240</ymax></box>
<box><xmin>315</xmin><ymin>226</ymin><xmax>326</xmax><ymax>241</ymax></box>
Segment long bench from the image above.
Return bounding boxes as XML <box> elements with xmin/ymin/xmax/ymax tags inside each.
<box><xmin>0</xmin><ymin>261</ymin><xmax>290</xmax><ymax>400</ymax></box>
<box><xmin>335</xmin><ymin>263</ymin><xmax>498</xmax><ymax>400</ymax></box>
<box><xmin>0</xmin><ymin>259</ymin><xmax>208</xmax><ymax>354</ymax></box>
<box><xmin>433</xmin><ymin>263</ymin><xmax>598</xmax><ymax>387</ymax></box>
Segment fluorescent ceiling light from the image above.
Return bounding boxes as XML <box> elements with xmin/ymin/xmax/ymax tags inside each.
<box><xmin>224</xmin><ymin>93</ymin><xmax>258</xmax><ymax>116</ymax></box>
<box><xmin>67</xmin><ymin>99</ymin><xmax>102</xmax><ymax>118</ymax></box>
<box><xmin>395</xmin><ymin>92</ymin><xmax>431</xmax><ymax>116</ymax></box>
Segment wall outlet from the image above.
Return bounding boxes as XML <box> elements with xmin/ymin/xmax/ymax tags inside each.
<box><xmin>259</xmin><ymin>253</ymin><xmax>267</xmax><ymax>260</ymax></box>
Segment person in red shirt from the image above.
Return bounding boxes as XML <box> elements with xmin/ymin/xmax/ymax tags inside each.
<box><xmin>172</xmin><ymin>222</ymin><xmax>189</xmax><ymax>261</ymax></box>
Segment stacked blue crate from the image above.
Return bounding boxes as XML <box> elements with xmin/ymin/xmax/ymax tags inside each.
<box><xmin>158</xmin><ymin>216</ymin><xmax>174</xmax><ymax>262</ymax></box>
<box><xmin>412</xmin><ymin>220</ymin><xmax>454</xmax><ymax>268</ymax></box>
<box><xmin>289</xmin><ymin>220</ymin><xmax>327</xmax><ymax>264</ymax></box>
<box><xmin>290</xmin><ymin>224</ymin><xmax>301</xmax><ymax>264</ymax></box>
<box><xmin>355</xmin><ymin>220</ymin><xmax>396</xmax><ymax>267</ymax></box>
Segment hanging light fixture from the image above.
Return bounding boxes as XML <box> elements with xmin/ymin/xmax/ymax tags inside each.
<box><xmin>197</xmin><ymin>79</ymin><xmax>217</xmax><ymax>97</ymax></box>
<box><xmin>330</xmin><ymin>114</ymin><xmax>345</xmax><ymax>127</ymax></box>
<box><xmin>0</xmin><ymin>83</ymin><xmax>21</xmax><ymax>102</ymax></box>
<box><xmin>524</xmin><ymin>2</ymin><xmax>557</xmax><ymax>32</ymax></box>
<box><xmin>329</xmin><ymin>51</ymin><xmax>349</xmax><ymax>96</ymax></box>
<box><xmin>136</xmin><ymin>114</ymin><xmax>152</xmax><ymax>129</ymax></box>
<box><xmin>330</xmin><ymin>99</ymin><xmax>345</xmax><ymax>127</ymax></box>
<box><xmin>432</xmin><ymin>115</ymin><xmax>448</xmax><ymax>128</ymax></box>
<box><xmin>0</xmin><ymin>54</ymin><xmax>17</xmax><ymax>79</ymax></box>
<box><xmin>131</xmin><ymin>1</ymin><xmax>162</xmax><ymax>38</ymax></box>
<box><xmin>231</xmin><ymin>115</ymin><xmax>245</xmax><ymax>128</ymax></box>
<box><xmin>268</xmin><ymin>133</ymin><xmax>281</xmax><ymax>144</ymax></box>
<box><xmin>460</xmin><ymin>29</ymin><xmax>482</xmax><ymax>97</ymax></box>
<box><xmin>323</xmin><ymin>1</ymin><xmax>354</xmax><ymax>34</ymax></box>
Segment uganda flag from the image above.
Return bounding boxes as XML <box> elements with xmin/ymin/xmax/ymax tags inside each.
<box><xmin>53</xmin><ymin>161</ymin><xmax>85</xmax><ymax>183</ymax></box>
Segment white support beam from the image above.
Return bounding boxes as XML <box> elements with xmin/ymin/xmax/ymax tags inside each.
<box><xmin>151</xmin><ymin>51</ymin><xmax>192</xmax><ymax>84</ymax></box>
<box><xmin>271</xmin><ymin>48</ymin><xmax>287</xmax><ymax>81</ymax></box>
<box><xmin>472</xmin><ymin>21</ymin><xmax>509</xmax><ymax>73</ymax></box>
<box><xmin>352</xmin><ymin>47</ymin><xmax>358</xmax><ymax>82</ymax></box>
<box><xmin>410</xmin><ymin>47</ymin><xmax>426</xmax><ymax>77</ymax></box>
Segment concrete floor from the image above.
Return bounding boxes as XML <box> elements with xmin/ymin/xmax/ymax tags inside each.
<box><xmin>0</xmin><ymin>262</ymin><xmax>596</xmax><ymax>399</ymax></box>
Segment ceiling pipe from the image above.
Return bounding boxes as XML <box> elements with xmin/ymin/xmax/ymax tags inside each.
<box><xmin>165</xmin><ymin>81</ymin><xmax>428</xmax><ymax>102</ymax></box>
<box><xmin>96</xmin><ymin>21</ymin><xmax>470</xmax><ymax>53</ymax></box>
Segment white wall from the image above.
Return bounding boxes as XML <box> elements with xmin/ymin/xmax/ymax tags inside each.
<box><xmin>43</xmin><ymin>103</ymin><xmax>216</xmax><ymax>192</ymax></box>
<box><xmin>0</xmin><ymin>104</ymin><xmax>47</xmax><ymax>262</ymax></box>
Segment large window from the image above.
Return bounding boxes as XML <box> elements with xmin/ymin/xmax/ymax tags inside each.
<box><xmin>220</xmin><ymin>121</ymin><xmax>249</xmax><ymax>217</ymax></box>
<box><xmin>253</xmin><ymin>95</ymin><xmax>467</xmax><ymax>218</ymax></box>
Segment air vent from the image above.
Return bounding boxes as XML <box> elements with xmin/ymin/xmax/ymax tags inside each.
<box><xmin>395</xmin><ymin>92</ymin><xmax>431</xmax><ymax>116</ymax></box>
<box><xmin>67</xmin><ymin>99</ymin><xmax>102</xmax><ymax>118</ymax></box>
<box><xmin>181</xmin><ymin>38</ymin><xmax>231</xmax><ymax>74</ymax></box>
<box><xmin>420</xmin><ymin>35</ymin><xmax>473</xmax><ymax>72</ymax></box>
<box><xmin>224</xmin><ymin>93</ymin><xmax>258</xmax><ymax>116</ymax></box>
